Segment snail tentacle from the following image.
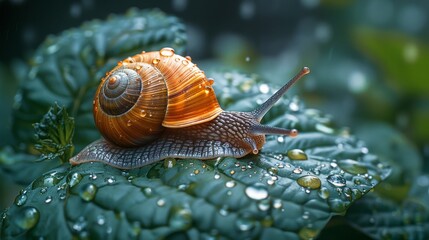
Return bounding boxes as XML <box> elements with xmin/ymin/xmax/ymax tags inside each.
<box><xmin>251</xmin><ymin>67</ymin><xmax>310</xmax><ymax>121</ymax></box>
<box><xmin>250</xmin><ymin>124</ymin><xmax>298</xmax><ymax>137</ymax></box>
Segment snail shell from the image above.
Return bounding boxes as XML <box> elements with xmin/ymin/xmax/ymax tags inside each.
<box><xmin>94</xmin><ymin>48</ymin><xmax>222</xmax><ymax>147</ymax></box>
<box><xmin>70</xmin><ymin>47</ymin><xmax>310</xmax><ymax>169</ymax></box>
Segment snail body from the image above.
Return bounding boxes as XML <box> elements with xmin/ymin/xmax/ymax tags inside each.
<box><xmin>70</xmin><ymin>47</ymin><xmax>310</xmax><ymax>169</ymax></box>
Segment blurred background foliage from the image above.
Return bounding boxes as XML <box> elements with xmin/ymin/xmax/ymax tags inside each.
<box><xmin>0</xmin><ymin>0</ymin><xmax>427</xmax><ymax>237</ymax></box>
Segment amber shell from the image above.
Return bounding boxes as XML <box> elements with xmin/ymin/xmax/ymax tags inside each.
<box><xmin>93</xmin><ymin>47</ymin><xmax>223</xmax><ymax>147</ymax></box>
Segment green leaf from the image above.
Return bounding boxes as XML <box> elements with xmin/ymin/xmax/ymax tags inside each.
<box><xmin>353</xmin><ymin>28</ymin><xmax>429</xmax><ymax>96</ymax></box>
<box><xmin>12</xmin><ymin>8</ymin><xmax>187</xmax><ymax>152</ymax></box>
<box><xmin>1</xmin><ymin>72</ymin><xmax>390</xmax><ymax>239</ymax></box>
<box><xmin>0</xmin><ymin>147</ymin><xmax>59</xmax><ymax>185</ymax></box>
<box><xmin>346</xmin><ymin>175</ymin><xmax>429</xmax><ymax>240</ymax></box>
<box><xmin>33</xmin><ymin>103</ymin><xmax>75</xmax><ymax>164</ymax></box>
<box><xmin>353</xmin><ymin>122</ymin><xmax>422</xmax><ymax>201</ymax></box>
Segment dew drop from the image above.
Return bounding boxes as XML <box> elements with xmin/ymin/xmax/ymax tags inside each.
<box><xmin>230</xmin><ymin>170</ymin><xmax>236</xmax><ymax>175</ymax></box>
<box><xmin>177</xmin><ymin>184</ymin><xmax>189</xmax><ymax>191</ymax></box>
<box><xmin>59</xmin><ymin>192</ymin><xmax>66</xmax><ymax>200</ymax></box>
<box><xmin>214</xmin><ymin>173</ymin><xmax>221</xmax><ymax>180</ymax></box>
<box><xmin>327</xmin><ymin>174</ymin><xmax>346</xmax><ymax>187</ymax></box>
<box><xmin>245</xmin><ymin>183</ymin><xmax>269</xmax><ymax>200</ymax></box>
<box><xmin>277</xmin><ymin>136</ymin><xmax>284</xmax><ymax>143</ymax></box>
<box><xmin>39</xmin><ymin>187</ymin><xmax>47</xmax><ymax>194</ymax></box>
<box><xmin>95</xmin><ymin>214</ymin><xmax>106</xmax><ymax>226</ymax></box>
<box><xmin>298</xmin><ymin>227</ymin><xmax>319</xmax><ymax>240</ymax></box>
<box><xmin>159</xmin><ymin>47</ymin><xmax>175</xmax><ymax>57</ymax></box>
<box><xmin>292</xmin><ymin>167</ymin><xmax>303</xmax><ymax>174</ymax></box>
<box><xmin>193</xmin><ymin>169</ymin><xmax>200</xmax><ymax>175</ymax></box>
<box><xmin>207</xmin><ymin>78</ymin><xmax>215</xmax><ymax>85</ymax></box>
<box><xmin>287</xmin><ymin>149</ymin><xmax>308</xmax><ymax>160</ymax></box>
<box><xmin>259</xmin><ymin>84</ymin><xmax>270</xmax><ymax>94</ymax></box>
<box><xmin>289</xmin><ymin>101</ymin><xmax>300</xmax><ymax>111</ymax></box>
<box><xmin>89</xmin><ymin>173</ymin><xmax>98</xmax><ymax>180</ymax></box>
<box><xmin>328</xmin><ymin>198</ymin><xmax>348</xmax><ymax>212</ymax></box>
<box><xmin>32</xmin><ymin>172</ymin><xmax>66</xmax><ymax>189</ymax></box>
<box><xmin>297</xmin><ymin>175</ymin><xmax>321</xmax><ymax>189</ymax></box>
<box><xmin>164</xmin><ymin>158</ymin><xmax>176</xmax><ymax>168</ymax></box>
<box><xmin>157</xmin><ymin>198</ymin><xmax>166</xmax><ymax>207</ymax></box>
<box><xmin>126</xmin><ymin>120</ymin><xmax>132</xmax><ymax>127</ymax></box>
<box><xmin>315</xmin><ymin>123</ymin><xmax>335</xmax><ymax>134</ymax></box>
<box><xmin>104</xmin><ymin>176</ymin><xmax>116</xmax><ymax>184</ymax></box>
<box><xmin>142</xmin><ymin>187</ymin><xmax>153</xmax><ymax>197</ymax></box>
<box><xmin>185</xmin><ymin>56</ymin><xmax>192</xmax><ymax>61</ymax></box>
<box><xmin>14</xmin><ymin>206</ymin><xmax>40</xmax><ymax>230</ymax></box>
<box><xmin>236</xmin><ymin>217</ymin><xmax>255</xmax><ymax>231</ymax></box>
<box><xmin>219</xmin><ymin>206</ymin><xmax>229</xmax><ymax>216</ymax></box>
<box><xmin>152</xmin><ymin>58</ymin><xmax>160</xmax><ymax>65</ymax></box>
<box><xmin>175</xmin><ymin>57</ymin><xmax>180</xmax><ymax>62</ymax></box>
<box><xmin>337</xmin><ymin>159</ymin><xmax>368</xmax><ymax>175</ymax></box>
<box><xmin>79</xmin><ymin>183</ymin><xmax>97</xmax><ymax>201</ymax></box>
<box><xmin>14</xmin><ymin>194</ymin><xmax>27</xmax><ymax>206</ymax></box>
<box><xmin>169</xmin><ymin>207</ymin><xmax>192</xmax><ymax>230</ymax></box>
<box><xmin>258</xmin><ymin>199</ymin><xmax>271</xmax><ymax>211</ymax></box>
<box><xmin>225</xmin><ymin>180</ymin><xmax>236</xmax><ymax>188</ymax></box>
<box><xmin>268</xmin><ymin>167</ymin><xmax>278</xmax><ymax>175</ymax></box>
<box><xmin>330</xmin><ymin>162</ymin><xmax>338</xmax><ymax>168</ymax></box>
<box><xmin>273</xmin><ymin>199</ymin><xmax>283</xmax><ymax>209</ymax></box>
<box><xmin>318</xmin><ymin>187</ymin><xmax>330</xmax><ymax>199</ymax></box>
<box><xmin>182</xmin><ymin>60</ymin><xmax>189</xmax><ymax>65</ymax></box>
<box><xmin>44</xmin><ymin>196</ymin><xmax>53</xmax><ymax>204</ymax></box>
<box><xmin>72</xmin><ymin>217</ymin><xmax>87</xmax><ymax>233</ymax></box>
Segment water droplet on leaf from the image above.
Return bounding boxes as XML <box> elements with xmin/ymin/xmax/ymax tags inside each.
<box><xmin>287</xmin><ymin>149</ymin><xmax>308</xmax><ymax>160</ymax></box>
<box><xmin>337</xmin><ymin>159</ymin><xmax>368</xmax><ymax>175</ymax></box>
<box><xmin>14</xmin><ymin>206</ymin><xmax>40</xmax><ymax>230</ymax></box>
<box><xmin>297</xmin><ymin>175</ymin><xmax>321</xmax><ymax>189</ymax></box>
<box><xmin>44</xmin><ymin>196</ymin><xmax>53</xmax><ymax>204</ymax></box>
<box><xmin>14</xmin><ymin>194</ymin><xmax>27</xmax><ymax>206</ymax></box>
<box><xmin>225</xmin><ymin>180</ymin><xmax>236</xmax><ymax>188</ymax></box>
<box><xmin>104</xmin><ymin>176</ymin><xmax>116</xmax><ymax>184</ymax></box>
<box><xmin>169</xmin><ymin>207</ymin><xmax>192</xmax><ymax>230</ymax></box>
<box><xmin>79</xmin><ymin>183</ymin><xmax>97</xmax><ymax>201</ymax></box>
<box><xmin>164</xmin><ymin>158</ymin><xmax>176</xmax><ymax>168</ymax></box>
<box><xmin>157</xmin><ymin>198</ymin><xmax>166</xmax><ymax>207</ymax></box>
<box><xmin>327</xmin><ymin>174</ymin><xmax>346</xmax><ymax>187</ymax></box>
<box><xmin>245</xmin><ymin>183</ymin><xmax>269</xmax><ymax>200</ymax></box>
<box><xmin>236</xmin><ymin>217</ymin><xmax>255</xmax><ymax>232</ymax></box>
<box><xmin>318</xmin><ymin>187</ymin><xmax>330</xmax><ymax>199</ymax></box>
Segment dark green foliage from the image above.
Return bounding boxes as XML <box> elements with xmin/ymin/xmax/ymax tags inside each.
<box><xmin>33</xmin><ymin>103</ymin><xmax>75</xmax><ymax>163</ymax></box>
<box><xmin>346</xmin><ymin>176</ymin><xmax>429</xmax><ymax>240</ymax></box>
<box><xmin>1</xmin><ymin>69</ymin><xmax>391</xmax><ymax>239</ymax></box>
<box><xmin>7</xmin><ymin>7</ymin><xmax>429</xmax><ymax>240</ymax></box>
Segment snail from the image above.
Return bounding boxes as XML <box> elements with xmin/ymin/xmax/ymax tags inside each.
<box><xmin>70</xmin><ymin>47</ymin><xmax>310</xmax><ymax>169</ymax></box>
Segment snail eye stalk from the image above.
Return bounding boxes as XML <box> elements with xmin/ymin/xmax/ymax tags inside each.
<box><xmin>251</xmin><ymin>67</ymin><xmax>310</xmax><ymax>122</ymax></box>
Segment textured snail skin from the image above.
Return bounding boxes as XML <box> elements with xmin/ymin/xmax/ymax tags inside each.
<box><xmin>70</xmin><ymin>112</ymin><xmax>264</xmax><ymax>169</ymax></box>
<box><xmin>70</xmin><ymin>47</ymin><xmax>309</xmax><ymax>169</ymax></box>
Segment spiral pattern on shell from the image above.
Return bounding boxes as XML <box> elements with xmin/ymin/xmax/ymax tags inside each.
<box><xmin>93</xmin><ymin>47</ymin><xmax>223</xmax><ymax>147</ymax></box>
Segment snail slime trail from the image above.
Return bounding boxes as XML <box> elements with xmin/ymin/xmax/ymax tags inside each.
<box><xmin>70</xmin><ymin>47</ymin><xmax>310</xmax><ymax>169</ymax></box>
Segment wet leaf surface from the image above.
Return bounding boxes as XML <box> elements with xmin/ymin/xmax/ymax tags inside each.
<box><xmin>1</xmin><ymin>71</ymin><xmax>390</xmax><ymax>239</ymax></box>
